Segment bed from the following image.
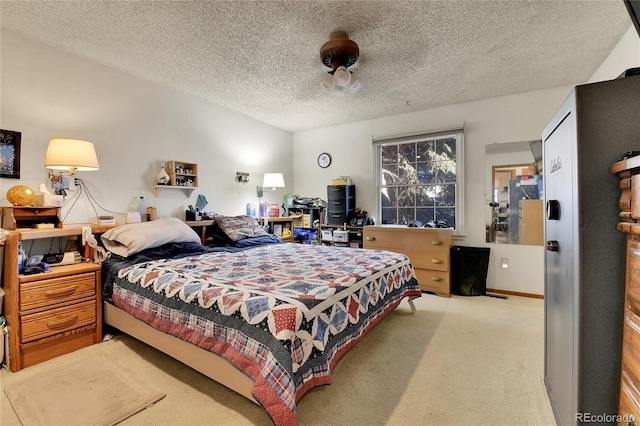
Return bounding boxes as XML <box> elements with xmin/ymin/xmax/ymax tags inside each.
<box><xmin>99</xmin><ymin>216</ymin><xmax>421</xmax><ymax>425</ymax></box>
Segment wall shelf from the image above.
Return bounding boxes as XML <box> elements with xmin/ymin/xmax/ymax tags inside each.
<box><xmin>154</xmin><ymin>160</ymin><xmax>198</xmax><ymax>196</ymax></box>
<box><xmin>153</xmin><ymin>185</ymin><xmax>198</xmax><ymax>197</ymax></box>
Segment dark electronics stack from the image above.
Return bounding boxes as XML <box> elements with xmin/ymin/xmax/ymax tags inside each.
<box><xmin>326</xmin><ymin>185</ymin><xmax>355</xmax><ymax>225</ymax></box>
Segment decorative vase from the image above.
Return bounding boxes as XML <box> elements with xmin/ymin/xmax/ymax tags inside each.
<box><xmin>156</xmin><ymin>163</ymin><xmax>170</xmax><ymax>185</ymax></box>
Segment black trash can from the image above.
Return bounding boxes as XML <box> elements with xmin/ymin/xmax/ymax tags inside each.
<box><xmin>450</xmin><ymin>246</ymin><xmax>490</xmax><ymax>296</ymax></box>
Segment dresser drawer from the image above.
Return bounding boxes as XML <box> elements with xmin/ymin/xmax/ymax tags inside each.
<box><xmin>414</xmin><ymin>268</ymin><xmax>450</xmax><ymax>294</ymax></box>
<box><xmin>363</xmin><ymin>227</ymin><xmax>452</xmax><ymax>252</ymax></box>
<box><xmin>21</xmin><ymin>300</ymin><xmax>96</xmax><ymax>343</ymax></box>
<box><xmin>628</xmin><ymin>239</ymin><xmax>640</xmax><ymax>306</ymax></box>
<box><xmin>326</xmin><ymin>212</ymin><xmax>353</xmax><ymax>226</ymax></box>
<box><xmin>327</xmin><ymin>185</ymin><xmax>355</xmax><ymax>201</ymax></box>
<box><xmin>619</xmin><ymin>370</ymin><xmax>640</xmax><ymax>426</ymax></box>
<box><xmin>622</xmin><ymin>304</ymin><xmax>640</xmax><ymax>383</ymax></box>
<box><xmin>406</xmin><ymin>250</ymin><xmax>449</xmax><ymax>272</ymax></box>
<box><xmin>20</xmin><ymin>272</ymin><xmax>97</xmax><ymax>312</ymax></box>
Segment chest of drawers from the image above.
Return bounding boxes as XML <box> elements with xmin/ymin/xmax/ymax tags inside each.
<box><xmin>363</xmin><ymin>226</ymin><xmax>453</xmax><ymax>297</ymax></box>
<box><xmin>326</xmin><ymin>185</ymin><xmax>355</xmax><ymax>225</ymax></box>
<box><xmin>5</xmin><ymin>257</ymin><xmax>102</xmax><ymax>371</ymax></box>
<box><xmin>619</xmin><ymin>239</ymin><xmax>640</xmax><ymax>425</ymax></box>
<box><xmin>612</xmin><ymin>157</ymin><xmax>640</xmax><ymax>424</ymax></box>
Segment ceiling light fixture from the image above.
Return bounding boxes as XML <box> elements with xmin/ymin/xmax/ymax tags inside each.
<box><xmin>320</xmin><ymin>31</ymin><xmax>362</xmax><ymax>95</ymax></box>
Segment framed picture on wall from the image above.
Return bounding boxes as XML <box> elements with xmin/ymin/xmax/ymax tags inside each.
<box><xmin>0</xmin><ymin>129</ymin><xmax>21</xmax><ymax>179</ymax></box>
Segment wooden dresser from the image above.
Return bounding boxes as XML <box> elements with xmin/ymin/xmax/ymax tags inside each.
<box><xmin>3</xmin><ymin>229</ymin><xmax>103</xmax><ymax>371</ymax></box>
<box><xmin>611</xmin><ymin>156</ymin><xmax>640</xmax><ymax>425</ymax></box>
<box><xmin>363</xmin><ymin>226</ymin><xmax>453</xmax><ymax>297</ymax></box>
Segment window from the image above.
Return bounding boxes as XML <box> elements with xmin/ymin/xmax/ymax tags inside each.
<box><xmin>373</xmin><ymin>129</ymin><xmax>464</xmax><ymax>233</ymax></box>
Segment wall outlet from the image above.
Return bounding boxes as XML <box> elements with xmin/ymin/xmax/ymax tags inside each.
<box><xmin>61</xmin><ymin>176</ymin><xmax>71</xmax><ymax>189</ymax></box>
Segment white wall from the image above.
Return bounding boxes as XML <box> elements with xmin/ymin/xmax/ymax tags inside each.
<box><xmin>292</xmin><ymin>26</ymin><xmax>640</xmax><ymax>296</ymax></box>
<box><xmin>589</xmin><ymin>26</ymin><xmax>640</xmax><ymax>83</ymax></box>
<box><xmin>2</xmin><ymin>25</ymin><xmax>637</xmax><ymax>295</ymax></box>
<box><xmin>293</xmin><ymin>87</ymin><xmax>570</xmax><ymax>295</ymax></box>
<box><xmin>0</xmin><ymin>30</ymin><xmax>293</xmax><ymax>224</ymax></box>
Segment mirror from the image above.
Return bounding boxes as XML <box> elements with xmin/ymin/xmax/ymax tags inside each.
<box><xmin>485</xmin><ymin>140</ymin><xmax>543</xmax><ymax>245</ymax></box>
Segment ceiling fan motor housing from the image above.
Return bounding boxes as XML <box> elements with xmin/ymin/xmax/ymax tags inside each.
<box><xmin>320</xmin><ymin>31</ymin><xmax>359</xmax><ymax>70</ymax></box>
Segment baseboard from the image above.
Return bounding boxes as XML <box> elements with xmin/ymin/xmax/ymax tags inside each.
<box><xmin>486</xmin><ymin>288</ymin><xmax>544</xmax><ymax>299</ymax></box>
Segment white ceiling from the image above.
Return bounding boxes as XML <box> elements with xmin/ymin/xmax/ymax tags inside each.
<box><xmin>0</xmin><ymin>1</ymin><xmax>633</xmax><ymax>133</ymax></box>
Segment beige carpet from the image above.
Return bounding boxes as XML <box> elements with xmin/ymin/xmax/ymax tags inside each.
<box><xmin>3</xmin><ymin>351</ymin><xmax>165</xmax><ymax>426</ymax></box>
<box><xmin>1</xmin><ymin>294</ymin><xmax>556</xmax><ymax>425</ymax></box>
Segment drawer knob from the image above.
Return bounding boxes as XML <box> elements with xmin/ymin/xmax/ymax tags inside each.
<box><xmin>44</xmin><ymin>285</ymin><xmax>78</xmax><ymax>298</ymax></box>
<box><xmin>46</xmin><ymin>315</ymin><xmax>79</xmax><ymax>329</ymax></box>
<box><xmin>432</xmin><ymin>276</ymin><xmax>443</xmax><ymax>282</ymax></box>
<box><xmin>432</xmin><ymin>240</ymin><xmax>443</xmax><ymax>245</ymax></box>
<box><xmin>432</xmin><ymin>259</ymin><xmax>444</xmax><ymax>264</ymax></box>
<box><xmin>366</xmin><ymin>236</ymin><xmax>376</xmax><ymax>241</ymax></box>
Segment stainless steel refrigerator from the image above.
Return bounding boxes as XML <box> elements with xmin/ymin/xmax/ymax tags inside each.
<box><xmin>542</xmin><ymin>75</ymin><xmax>640</xmax><ymax>425</ymax></box>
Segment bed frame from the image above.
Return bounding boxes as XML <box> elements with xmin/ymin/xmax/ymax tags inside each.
<box><xmin>103</xmin><ymin>301</ymin><xmax>258</xmax><ymax>404</ymax></box>
<box><xmin>104</xmin><ymin>297</ymin><xmax>416</xmax><ymax>407</ymax></box>
<box><xmin>4</xmin><ymin>224</ymin><xmax>417</xmax><ymax>417</ymax></box>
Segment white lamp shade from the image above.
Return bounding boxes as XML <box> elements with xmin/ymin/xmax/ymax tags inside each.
<box><xmin>45</xmin><ymin>138</ymin><xmax>100</xmax><ymax>171</ymax></box>
<box><xmin>262</xmin><ymin>173</ymin><xmax>285</xmax><ymax>189</ymax></box>
<box><xmin>333</xmin><ymin>66</ymin><xmax>351</xmax><ymax>87</ymax></box>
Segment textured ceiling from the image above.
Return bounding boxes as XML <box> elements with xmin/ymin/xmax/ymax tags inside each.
<box><xmin>0</xmin><ymin>0</ymin><xmax>633</xmax><ymax>132</ymax></box>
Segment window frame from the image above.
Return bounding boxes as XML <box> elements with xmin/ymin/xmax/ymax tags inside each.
<box><xmin>372</xmin><ymin>128</ymin><xmax>465</xmax><ymax>236</ymax></box>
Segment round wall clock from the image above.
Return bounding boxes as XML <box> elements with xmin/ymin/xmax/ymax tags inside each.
<box><xmin>317</xmin><ymin>152</ymin><xmax>332</xmax><ymax>168</ymax></box>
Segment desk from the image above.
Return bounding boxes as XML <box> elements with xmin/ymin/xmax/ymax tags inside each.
<box><xmin>184</xmin><ymin>220</ymin><xmax>215</xmax><ymax>245</ymax></box>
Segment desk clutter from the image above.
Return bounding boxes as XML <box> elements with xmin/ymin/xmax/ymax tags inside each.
<box><xmin>246</xmin><ymin>202</ymin><xmax>280</xmax><ymax>218</ymax></box>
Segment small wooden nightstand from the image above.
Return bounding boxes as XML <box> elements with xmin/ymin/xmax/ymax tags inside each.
<box><xmin>3</xmin><ymin>230</ymin><xmax>103</xmax><ymax>371</ymax></box>
<box><xmin>2</xmin><ymin>206</ymin><xmax>62</xmax><ymax>230</ymax></box>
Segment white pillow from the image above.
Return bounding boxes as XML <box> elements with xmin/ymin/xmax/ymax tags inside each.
<box><xmin>101</xmin><ymin>217</ymin><xmax>201</xmax><ymax>257</ymax></box>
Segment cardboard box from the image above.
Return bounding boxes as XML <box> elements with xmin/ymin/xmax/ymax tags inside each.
<box><xmin>331</xmin><ymin>178</ymin><xmax>353</xmax><ymax>185</ymax></box>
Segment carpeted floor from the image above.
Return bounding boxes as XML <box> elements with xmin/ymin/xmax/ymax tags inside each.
<box><xmin>3</xmin><ymin>353</ymin><xmax>165</xmax><ymax>426</ymax></box>
<box><xmin>0</xmin><ymin>294</ymin><xmax>556</xmax><ymax>425</ymax></box>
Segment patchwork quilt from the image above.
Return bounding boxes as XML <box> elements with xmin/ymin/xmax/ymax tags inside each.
<box><xmin>106</xmin><ymin>243</ymin><xmax>421</xmax><ymax>425</ymax></box>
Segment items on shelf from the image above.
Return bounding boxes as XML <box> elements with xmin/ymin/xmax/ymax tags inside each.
<box><xmin>156</xmin><ymin>163</ymin><xmax>170</xmax><ymax>185</ymax></box>
<box><xmin>258</xmin><ymin>216</ymin><xmax>298</xmax><ymax>242</ymax></box>
<box><xmin>154</xmin><ymin>160</ymin><xmax>198</xmax><ymax>196</ymax></box>
<box><xmin>246</xmin><ymin>202</ymin><xmax>281</xmax><ymax>217</ymax></box>
<box><xmin>318</xmin><ymin>222</ymin><xmax>364</xmax><ymax>248</ymax></box>
<box><xmin>293</xmin><ymin>228</ymin><xmax>317</xmax><ymax>244</ymax></box>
